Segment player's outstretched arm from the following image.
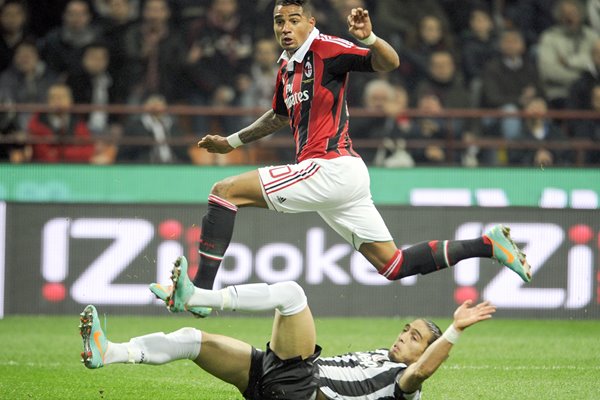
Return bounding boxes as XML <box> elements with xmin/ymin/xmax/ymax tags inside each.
<box><xmin>398</xmin><ymin>300</ymin><xmax>497</xmax><ymax>394</ymax></box>
<box><xmin>198</xmin><ymin>110</ymin><xmax>289</xmax><ymax>153</ymax></box>
<box><xmin>347</xmin><ymin>7</ymin><xmax>399</xmax><ymax>72</ymax></box>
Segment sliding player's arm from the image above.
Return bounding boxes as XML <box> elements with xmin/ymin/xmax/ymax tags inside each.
<box><xmin>398</xmin><ymin>300</ymin><xmax>497</xmax><ymax>394</ymax></box>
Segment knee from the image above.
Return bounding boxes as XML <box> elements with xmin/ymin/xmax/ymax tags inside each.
<box><xmin>273</xmin><ymin>281</ymin><xmax>307</xmax><ymax>316</ymax></box>
<box><xmin>210</xmin><ymin>178</ymin><xmax>233</xmax><ymax>199</ymax></box>
<box><xmin>279</xmin><ymin>281</ymin><xmax>305</xmax><ymax>298</ymax></box>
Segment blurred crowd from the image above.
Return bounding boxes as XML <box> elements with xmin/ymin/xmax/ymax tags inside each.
<box><xmin>0</xmin><ymin>0</ymin><xmax>599</xmax><ymax>166</ymax></box>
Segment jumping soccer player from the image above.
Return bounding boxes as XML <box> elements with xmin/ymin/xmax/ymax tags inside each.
<box><xmin>82</xmin><ymin>256</ymin><xmax>497</xmax><ymax>400</ymax></box>
<box><xmin>150</xmin><ymin>0</ymin><xmax>532</xmax><ymax>317</ymax></box>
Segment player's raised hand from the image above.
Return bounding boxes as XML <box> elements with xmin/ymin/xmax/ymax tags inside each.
<box><xmin>452</xmin><ymin>300</ymin><xmax>496</xmax><ymax>331</ymax></box>
<box><xmin>197</xmin><ymin>134</ymin><xmax>234</xmax><ymax>153</ymax></box>
<box><xmin>347</xmin><ymin>7</ymin><xmax>372</xmax><ymax>41</ymax></box>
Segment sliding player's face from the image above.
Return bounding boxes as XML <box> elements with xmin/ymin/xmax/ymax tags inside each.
<box><xmin>273</xmin><ymin>5</ymin><xmax>315</xmax><ymax>54</ymax></box>
<box><xmin>389</xmin><ymin>320</ymin><xmax>432</xmax><ymax>364</ymax></box>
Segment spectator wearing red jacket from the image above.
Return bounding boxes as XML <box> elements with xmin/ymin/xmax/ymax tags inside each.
<box><xmin>28</xmin><ymin>83</ymin><xmax>95</xmax><ymax>163</ymax></box>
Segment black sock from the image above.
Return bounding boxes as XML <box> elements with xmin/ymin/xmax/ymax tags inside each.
<box><xmin>192</xmin><ymin>195</ymin><xmax>237</xmax><ymax>288</ymax></box>
<box><xmin>428</xmin><ymin>238</ymin><xmax>493</xmax><ymax>272</ymax></box>
<box><xmin>383</xmin><ymin>238</ymin><xmax>493</xmax><ymax>280</ymax></box>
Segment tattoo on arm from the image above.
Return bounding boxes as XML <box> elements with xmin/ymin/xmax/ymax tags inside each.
<box><xmin>238</xmin><ymin>110</ymin><xmax>290</xmax><ymax>144</ymax></box>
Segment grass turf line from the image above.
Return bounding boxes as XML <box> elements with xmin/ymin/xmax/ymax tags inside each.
<box><xmin>1</xmin><ymin>315</ymin><xmax>599</xmax><ymax>399</ymax></box>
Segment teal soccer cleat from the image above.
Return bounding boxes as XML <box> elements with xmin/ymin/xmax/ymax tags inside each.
<box><xmin>79</xmin><ymin>305</ymin><xmax>107</xmax><ymax>369</ymax></box>
<box><xmin>149</xmin><ymin>282</ymin><xmax>171</xmax><ymax>303</ymax></box>
<box><xmin>161</xmin><ymin>256</ymin><xmax>212</xmax><ymax>318</ymax></box>
<box><xmin>484</xmin><ymin>224</ymin><xmax>532</xmax><ymax>283</ymax></box>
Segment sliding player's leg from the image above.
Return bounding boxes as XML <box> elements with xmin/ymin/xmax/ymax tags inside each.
<box><xmin>79</xmin><ymin>304</ymin><xmax>254</xmax><ymax>393</ymax></box>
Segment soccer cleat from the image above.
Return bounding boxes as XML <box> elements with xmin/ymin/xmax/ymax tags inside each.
<box><xmin>150</xmin><ymin>281</ymin><xmax>212</xmax><ymax>318</ymax></box>
<box><xmin>484</xmin><ymin>224</ymin><xmax>532</xmax><ymax>283</ymax></box>
<box><xmin>167</xmin><ymin>256</ymin><xmax>212</xmax><ymax>318</ymax></box>
<box><xmin>79</xmin><ymin>305</ymin><xmax>108</xmax><ymax>369</ymax></box>
<box><xmin>149</xmin><ymin>282</ymin><xmax>171</xmax><ymax>303</ymax></box>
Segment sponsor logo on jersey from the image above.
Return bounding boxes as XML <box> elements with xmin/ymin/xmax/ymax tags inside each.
<box><xmin>277</xmin><ymin>196</ymin><xmax>287</xmax><ymax>203</ymax></box>
<box><xmin>356</xmin><ymin>352</ymin><xmax>388</xmax><ymax>368</ymax></box>
<box><xmin>284</xmin><ymin>90</ymin><xmax>310</xmax><ymax>109</ymax></box>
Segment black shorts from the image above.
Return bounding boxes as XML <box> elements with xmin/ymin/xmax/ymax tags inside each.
<box><xmin>242</xmin><ymin>342</ymin><xmax>322</xmax><ymax>400</ymax></box>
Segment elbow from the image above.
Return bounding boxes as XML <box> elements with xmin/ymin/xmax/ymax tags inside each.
<box><xmin>374</xmin><ymin>57</ymin><xmax>400</xmax><ymax>72</ymax></box>
<box><xmin>391</xmin><ymin>55</ymin><xmax>400</xmax><ymax>70</ymax></box>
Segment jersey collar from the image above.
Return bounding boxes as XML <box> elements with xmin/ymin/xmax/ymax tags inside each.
<box><xmin>278</xmin><ymin>27</ymin><xmax>320</xmax><ymax>71</ymax></box>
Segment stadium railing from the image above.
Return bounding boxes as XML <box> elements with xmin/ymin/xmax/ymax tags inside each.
<box><xmin>0</xmin><ymin>103</ymin><xmax>599</xmax><ymax>166</ymax></box>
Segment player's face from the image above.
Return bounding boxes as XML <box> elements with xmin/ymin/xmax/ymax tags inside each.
<box><xmin>389</xmin><ymin>320</ymin><xmax>432</xmax><ymax>364</ymax></box>
<box><xmin>273</xmin><ymin>5</ymin><xmax>315</xmax><ymax>54</ymax></box>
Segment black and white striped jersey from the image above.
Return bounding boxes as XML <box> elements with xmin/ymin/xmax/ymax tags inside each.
<box><xmin>316</xmin><ymin>349</ymin><xmax>421</xmax><ymax>400</ymax></box>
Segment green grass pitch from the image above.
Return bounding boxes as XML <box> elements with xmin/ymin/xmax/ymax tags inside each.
<box><xmin>1</xmin><ymin>314</ymin><xmax>599</xmax><ymax>399</ymax></box>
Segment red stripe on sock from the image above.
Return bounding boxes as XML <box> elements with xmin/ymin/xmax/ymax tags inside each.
<box><xmin>380</xmin><ymin>249</ymin><xmax>403</xmax><ymax>280</ymax></box>
<box><xmin>428</xmin><ymin>240</ymin><xmax>438</xmax><ymax>252</ymax></box>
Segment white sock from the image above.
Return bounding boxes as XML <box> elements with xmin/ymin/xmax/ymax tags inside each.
<box><xmin>187</xmin><ymin>281</ymin><xmax>307</xmax><ymax>316</ymax></box>
<box><xmin>103</xmin><ymin>328</ymin><xmax>202</xmax><ymax>365</ymax></box>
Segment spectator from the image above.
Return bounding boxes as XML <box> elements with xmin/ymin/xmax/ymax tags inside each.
<box><xmin>369</xmin><ymin>83</ymin><xmax>417</xmax><ymax>168</ymax></box>
<box><xmin>373</xmin><ymin>0</ymin><xmax>449</xmax><ymax>48</ymax></box>
<box><xmin>117</xmin><ymin>93</ymin><xmax>191</xmax><ymax>163</ymax></box>
<box><xmin>572</xmin><ymin>84</ymin><xmax>600</xmax><ymax>164</ymax></box>
<box><xmin>238</xmin><ymin>38</ymin><xmax>279</xmax><ymax>121</ymax></box>
<box><xmin>28</xmin><ymin>83</ymin><xmax>96</xmax><ymax>163</ymax></box>
<box><xmin>480</xmin><ymin>29</ymin><xmax>543</xmax><ymax>140</ymax></box>
<box><xmin>0</xmin><ymin>0</ymin><xmax>31</xmax><ymax>73</ymax></box>
<box><xmin>460</xmin><ymin>6</ymin><xmax>497</xmax><ymax>104</ymax></box>
<box><xmin>0</xmin><ymin>96</ymin><xmax>28</xmax><ymax>162</ymax></box>
<box><xmin>184</xmin><ymin>0</ymin><xmax>253</xmax><ymax>133</ymax></box>
<box><xmin>97</xmin><ymin>0</ymin><xmax>137</xmax><ymax>101</ymax></box>
<box><xmin>439</xmin><ymin>0</ymin><xmax>492</xmax><ymax>37</ymax></box>
<box><xmin>66</xmin><ymin>42</ymin><xmax>124</xmax><ymax>136</ymax></box>
<box><xmin>567</xmin><ymin>38</ymin><xmax>600</xmax><ymax>110</ymax></box>
<box><xmin>38</xmin><ymin>0</ymin><xmax>101</xmax><ymax>75</ymax></box>
<box><xmin>350</xmin><ymin>78</ymin><xmax>397</xmax><ymax>162</ymax></box>
<box><xmin>318</xmin><ymin>0</ymin><xmax>365</xmax><ymax>39</ymax></box>
<box><xmin>415</xmin><ymin>50</ymin><xmax>469</xmax><ymax>110</ymax></box>
<box><xmin>0</xmin><ymin>41</ymin><xmax>58</xmax><ymax>130</ymax></box>
<box><xmin>409</xmin><ymin>94</ymin><xmax>450</xmax><ymax>165</ymax></box>
<box><xmin>538</xmin><ymin>0</ymin><xmax>599</xmax><ymax>109</ymax></box>
<box><xmin>236</xmin><ymin>38</ymin><xmax>288</xmax><ymax>163</ymax></box>
<box><xmin>92</xmin><ymin>0</ymin><xmax>140</xmax><ymax>20</ymax></box>
<box><xmin>507</xmin><ymin>0</ymin><xmax>558</xmax><ymax>49</ymax></box>
<box><xmin>123</xmin><ymin>0</ymin><xmax>186</xmax><ymax>103</ymax></box>
<box><xmin>509</xmin><ymin>97</ymin><xmax>571</xmax><ymax>166</ymax></box>
<box><xmin>401</xmin><ymin>14</ymin><xmax>456</xmax><ymax>94</ymax></box>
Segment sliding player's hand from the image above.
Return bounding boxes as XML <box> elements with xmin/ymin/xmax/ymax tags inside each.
<box><xmin>347</xmin><ymin>7</ymin><xmax>373</xmax><ymax>41</ymax></box>
<box><xmin>197</xmin><ymin>135</ymin><xmax>234</xmax><ymax>153</ymax></box>
<box><xmin>452</xmin><ymin>300</ymin><xmax>496</xmax><ymax>331</ymax></box>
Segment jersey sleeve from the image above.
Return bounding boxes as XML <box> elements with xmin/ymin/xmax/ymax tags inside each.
<box><xmin>272</xmin><ymin>66</ymin><xmax>288</xmax><ymax>116</ymax></box>
<box><xmin>394</xmin><ymin>369</ymin><xmax>422</xmax><ymax>400</ymax></box>
<box><xmin>313</xmin><ymin>35</ymin><xmax>375</xmax><ymax>75</ymax></box>
<box><xmin>327</xmin><ymin>51</ymin><xmax>374</xmax><ymax>75</ymax></box>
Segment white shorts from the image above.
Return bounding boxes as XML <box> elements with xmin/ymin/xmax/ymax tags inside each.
<box><xmin>258</xmin><ymin>156</ymin><xmax>393</xmax><ymax>250</ymax></box>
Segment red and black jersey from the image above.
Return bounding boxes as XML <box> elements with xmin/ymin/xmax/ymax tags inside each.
<box><xmin>272</xmin><ymin>29</ymin><xmax>374</xmax><ymax>162</ymax></box>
